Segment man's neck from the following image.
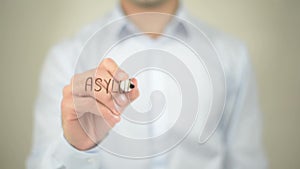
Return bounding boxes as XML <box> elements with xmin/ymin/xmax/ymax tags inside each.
<box><xmin>121</xmin><ymin>0</ymin><xmax>178</xmax><ymax>15</ymax></box>
<box><xmin>120</xmin><ymin>0</ymin><xmax>179</xmax><ymax>38</ymax></box>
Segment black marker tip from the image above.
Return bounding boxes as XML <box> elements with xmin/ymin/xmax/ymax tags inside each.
<box><xmin>129</xmin><ymin>83</ymin><xmax>135</xmax><ymax>89</ymax></box>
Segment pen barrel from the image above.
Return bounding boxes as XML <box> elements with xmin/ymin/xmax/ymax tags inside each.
<box><xmin>119</xmin><ymin>79</ymin><xmax>134</xmax><ymax>93</ymax></box>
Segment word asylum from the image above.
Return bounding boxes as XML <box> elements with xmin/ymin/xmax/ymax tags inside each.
<box><xmin>85</xmin><ymin>77</ymin><xmax>134</xmax><ymax>94</ymax></box>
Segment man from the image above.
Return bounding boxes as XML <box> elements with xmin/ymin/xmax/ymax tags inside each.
<box><xmin>27</xmin><ymin>0</ymin><xmax>267</xmax><ymax>168</ymax></box>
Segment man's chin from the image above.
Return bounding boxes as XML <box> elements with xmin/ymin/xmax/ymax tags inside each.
<box><xmin>128</xmin><ymin>0</ymin><xmax>170</xmax><ymax>8</ymax></box>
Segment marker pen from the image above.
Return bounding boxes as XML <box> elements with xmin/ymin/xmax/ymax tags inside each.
<box><xmin>119</xmin><ymin>79</ymin><xmax>135</xmax><ymax>93</ymax></box>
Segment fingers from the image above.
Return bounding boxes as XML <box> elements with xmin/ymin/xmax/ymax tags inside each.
<box><xmin>113</xmin><ymin>68</ymin><xmax>129</xmax><ymax>82</ymax></box>
<box><xmin>71</xmin><ymin>69</ymin><xmax>112</xmax><ymax>99</ymax></box>
<box><xmin>62</xmin><ymin>84</ymin><xmax>120</xmax><ymax>125</ymax></box>
<box><xmin>112</xmin><ymin>78</ymin><xmax>139</xmax><ymax>112</ymax></box>
<box><xmin>61</xmin><ymin>58</ymin><xmax>140</xmax><ymax>150</ymax></box>
<box><xmin>64</xmin><ymin>58</ymin><xmax>140</xmax><ymax>120</ymax></box>
<box><xmin>112</xmin><ymin>78</ymin><xmax>138</xmax><ymax>104</ymax></box>
<box><xmin>71</xmin><ymin>58</ymin><xmax>128</xmax><ymax>100</ymax></box>
<box><xmin>97</xmin><ymin>58</ymin><xmax>120</xmax><ymax>77</ymax></box>
<box><xmin>73</xmin><ymin>96</ymin><xmax>120</xmax><ymax>126</ymax></box>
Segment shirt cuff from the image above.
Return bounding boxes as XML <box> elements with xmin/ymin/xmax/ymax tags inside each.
<box><xmin>51</xmin><ymin>134</ymin><xmax>102</xmax><ymax>169</ymax></box>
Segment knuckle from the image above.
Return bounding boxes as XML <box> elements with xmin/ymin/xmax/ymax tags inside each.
<box><xmin>101</xmin><ymin>58</ymin><xmax>116</xmax><ymax>69</ymax></box>
<box><xmin>63</xmin><ymin>85</ymin><xmax>71</xmax><ymax>96</ymax></box>
<box><xmin>103</xmin><ymin>58</ymin><xmax>114</xmax><ymax>64</ymax></box>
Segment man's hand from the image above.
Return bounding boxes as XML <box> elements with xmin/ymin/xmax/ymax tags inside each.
<box><xmin>61</xmin><ymin>58</ymin><xmax>139</xmax><ymax>150</ymax></box>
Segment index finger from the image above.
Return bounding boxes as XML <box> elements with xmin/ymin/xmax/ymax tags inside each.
<box><xmin>97</xmin><ymin>58</ymin><xmax>130</xmax><ymax>82</ymax></box>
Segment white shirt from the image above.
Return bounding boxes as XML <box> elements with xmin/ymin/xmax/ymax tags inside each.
<box><xmin>27</xmin><ymin>5</ymin><xmax>267</xmax><ymax>169</ymax></box>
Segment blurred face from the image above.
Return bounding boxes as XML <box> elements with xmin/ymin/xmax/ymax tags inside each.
<box><xmin>128</xmin><ymin>0</ymin><xmax>170</xmax><ymax>8</ymax></box>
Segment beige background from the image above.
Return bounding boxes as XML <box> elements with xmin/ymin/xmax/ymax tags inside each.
<box><xmin>0</xmin><ymin>0</ymin><xmax>299</xmax><ymax>168</ymax></box>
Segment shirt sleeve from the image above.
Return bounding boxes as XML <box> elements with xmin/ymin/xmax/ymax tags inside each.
<box><xmin>26</xmin><ymin>41</ymin><xmax>103</xmax><ymax>169</ymax></box>
<box><xmin>224</xmin><ymin>46</ymin><xmax>268</xmax><ymax>169</ymax></box>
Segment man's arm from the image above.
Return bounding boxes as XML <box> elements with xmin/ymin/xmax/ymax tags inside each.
<box><xmin>26</xmin><ymin>42</ymin><xmax>103</xmax><ymax>169</ymax></box>
<box><xmin>224</xmin><ymin>47</ymin><xmax>268</xmax><ymax>169</ymax></box>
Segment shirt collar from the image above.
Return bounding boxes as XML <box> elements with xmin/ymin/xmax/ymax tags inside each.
<box><xmin>110</xmin><ymin>2</ymin><xmax>190</xmax><ymax>40</ymax></box>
